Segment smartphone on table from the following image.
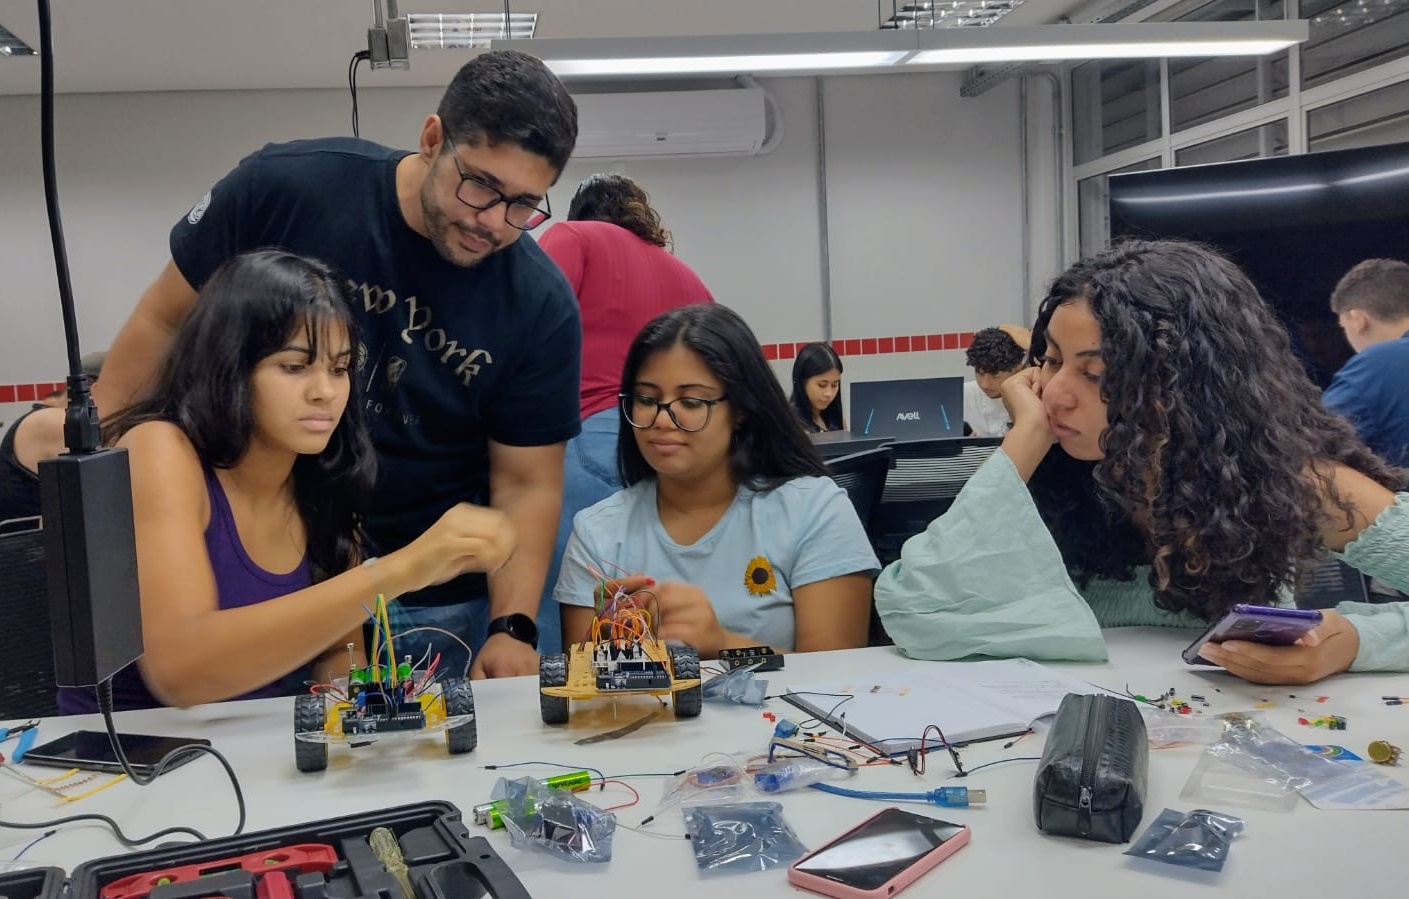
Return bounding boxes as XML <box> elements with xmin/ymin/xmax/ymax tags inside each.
<box><xmin>19</xmin><ymin>730</ymin><xmax>211</xmax><ymax>777</ymax></box>
<box><xmin>787</xmin><ymin>807</ymin><xmax>971</xmax><ymax>898</ymax></box>
<box><xmin>1182</xmin><ymin>604</ymin><xmax>1323</xmax><ymax>666</ymax></box>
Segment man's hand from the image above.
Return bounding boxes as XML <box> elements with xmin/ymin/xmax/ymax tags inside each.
<box><xmin>471</xmin><ymin>632</ymin><xmax>539</xmax><ymax>679</ymax></box>
<box><xmin>1198</xmin><ymin>609</ymin><xmax>1360</xmax><ymax>685</ymax></box>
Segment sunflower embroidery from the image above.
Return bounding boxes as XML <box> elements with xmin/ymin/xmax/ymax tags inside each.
<box><xmin>744</xmin><ymin>556</ymin><xmax>777</xmax><ymax>596</ymax></box>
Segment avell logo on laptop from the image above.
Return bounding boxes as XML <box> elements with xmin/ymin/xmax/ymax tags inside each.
<box><xmin>849</xmin><ymin>377</ymin><xmax>964</xmax><ymax>439</ymax></box>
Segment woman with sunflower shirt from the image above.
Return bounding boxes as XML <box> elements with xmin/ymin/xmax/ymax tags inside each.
<box><xmin>553</xmin><ymin>305</ymin><xmax>880</xmax><ymax>657</ymax></box>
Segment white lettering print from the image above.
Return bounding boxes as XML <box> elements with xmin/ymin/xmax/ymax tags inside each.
<box><xmin>347</xmin><ymin>280</ymin><xmax>493</xmax><ymax>389</ymax></box>
<box><xmin>896</xmin><ymin>411</ymin><xmax>921</xmax><ymax>421</ymax></box>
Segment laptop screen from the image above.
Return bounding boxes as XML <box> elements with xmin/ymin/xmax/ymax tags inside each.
<box><xmin>848</xmin><ymin>377</ymin><xmax>964</xmax><ymax>439</ymax></box>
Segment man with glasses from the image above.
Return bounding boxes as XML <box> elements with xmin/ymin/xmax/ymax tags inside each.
<box><xmin>89</xmin><ymin>50</ymin><xmax>581</xmax><ymax>680</ymax></box>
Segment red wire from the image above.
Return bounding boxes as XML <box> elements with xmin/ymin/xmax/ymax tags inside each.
<box><xmin>592</xmin><ymin>778</ymin><xmax>641</xmax><ymax>812</ymax></box>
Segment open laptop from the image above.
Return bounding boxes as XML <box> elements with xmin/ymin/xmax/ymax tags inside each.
<box><xmin>848</xmin><ymin>377</ymin><xmax>964</xmax><ymax>440</ymax></box>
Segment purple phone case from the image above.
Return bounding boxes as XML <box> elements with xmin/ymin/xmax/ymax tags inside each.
<box><xmin>1182</xmin><ymin>604</ymin><xmax>1323</xmax><ymax>665</ymax></box>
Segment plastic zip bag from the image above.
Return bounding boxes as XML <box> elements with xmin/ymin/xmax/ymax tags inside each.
<box><xmin>1124</xmin><ymin>808</ymin><xmax>1245</xmax><ymax>873</ymax></box>
<box><xmin>680</xmin><ymin>799</ymin><xmax>808</xmax><ymax>876</ymax></box>
<box><xmin>490</xmin><ymin>776</ymin><xmax>616</xmax><ymax>863</ymax></box>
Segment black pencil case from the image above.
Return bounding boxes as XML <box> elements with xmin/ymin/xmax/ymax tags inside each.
<box><xmin>1033</xmin><ymin>692</ymin><xmax>1148</xmax><ymax>844</ymax></box>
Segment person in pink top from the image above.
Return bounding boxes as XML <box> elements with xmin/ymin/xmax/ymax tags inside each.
<box><xmin>537</xmin><ymin>173</ymin><xmax>714</xmax><ymax>652</ymax></box>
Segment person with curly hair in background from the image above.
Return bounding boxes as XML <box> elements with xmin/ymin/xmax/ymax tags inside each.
<box><xmin>877</xmin><ymin>240</ymin><xmax>1409</xmax><ymax>685</ymax></box>
<box><xmin>537</xmin><ymin>173</ymin><xmax>713</xmax><ymax>653</ymax></box>
<box><xmin>962</xmin><ymin>325</ymin><xmax>1030</xmax><ymax>437</ymax></box>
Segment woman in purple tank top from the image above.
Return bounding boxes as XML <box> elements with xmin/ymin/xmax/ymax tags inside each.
<box><xmin>59</xmin><ymin>250</ymin><xmax>514</xmax><ymax>713</ymax></box>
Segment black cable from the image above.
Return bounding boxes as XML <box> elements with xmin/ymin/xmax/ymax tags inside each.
<box><xmin>0</xmin><ymin>681</ymin><xmax>248</xmax><ymax>848</ymax></box>
<box><xmin>96</xmin><ymin>678</ymin><xmax>247</xmax><ymax>836</ymax></box>
<box><xmin>349</xmin><ymin>50</ymin><xmax>370</xmax><ymax>137</ymax></box>
<box><xmin>38</xmin><ymin>0</ymin><xmax>99</xmax><ymax>454</ymax></box>
<box><xmin>949</xmin><ymin>757</ymin><xmax>1042</xmax><ymax>778</ymax></box>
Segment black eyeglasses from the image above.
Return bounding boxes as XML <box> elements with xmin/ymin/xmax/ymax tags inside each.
<box><xmin>619</xmin><ymin>393</ymin><xmax>728</xmax><ymax>433</ymax></box>
<box><xmin>443</xmin><ymin>137</ymin><xmax>552</xmax><ymax>232</ymax></box>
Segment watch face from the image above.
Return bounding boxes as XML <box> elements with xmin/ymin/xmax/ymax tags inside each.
<box><xmin>493</xmin><ymin>614</ymin><xmax>538</xmax><ymax>648</ymax></box>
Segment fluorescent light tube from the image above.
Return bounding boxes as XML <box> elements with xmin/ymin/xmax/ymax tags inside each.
<box><xmin>911</xmin><ymin>38</ymin><xmax>1297</xmax><ymax>64</ymax></box>
<box><xmin>546</xmin><ymin>51</ymin><xmax>909</xmax><ymax>77</ymax></box>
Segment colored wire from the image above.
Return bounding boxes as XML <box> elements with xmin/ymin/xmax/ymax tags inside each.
<box><xmin>592</xmin><ymin>779</ymin><xmax>641</xmax><ymax>812</ymax></box>
<box><xmin>391</xmin><ymin>627</ymin><xmax>474</xmax><ymax>680</ymax></box>
<box><xmin>602</xmin><ymin>770</ymin><xmax>689</xmax><ymax>779</ymax></box>
<box><xmin>615</xmin><ymin>821</ymin><xmax>691</xmax><ymax>840</ymax></box>
<box><xmin>11</xmin><ymin>828</ymin><xmax>56</xmax><ymax>860</ymax></box>
<box><xmin>952</xmin><ymin>757</ymin><xmax>1042</xmax><ymax>778</ymax></box>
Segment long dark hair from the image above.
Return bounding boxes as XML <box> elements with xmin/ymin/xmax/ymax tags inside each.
<box><xmin>617</xmin><ymin>304</ymin><xmax>830</xmax><ymax>490</ymax></box>
<box><xmin>568</xmin><ymin>173</ymin><xmax>672</xmax><ymax>249</ymax></box>
<box><xmin>107</xmin><ymin>249</ymin><xmax>377</xmax><ymax>580</ymax></box>
<box><xmin>789</xmin><ymin>342</ymin><xmax>845</xmax><ymax>431</ymax></box>
<box><xmin>1027</xmin><ymin>239</ymin><xmax>1405</xmax><ymax>621</ymax></box>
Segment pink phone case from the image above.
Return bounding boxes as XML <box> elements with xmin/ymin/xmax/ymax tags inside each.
<box><xmin>787</xmin><ymin>808</ymin><xmax>971</xmax><ymax>899</ymax></box>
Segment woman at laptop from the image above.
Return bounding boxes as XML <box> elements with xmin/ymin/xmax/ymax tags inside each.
<box><xmin>57</xmin><ymin>251</ymin><xmax>512</xmax><ymax>713</ymax></box>
<box><xmin>790</xmin><ymin>342</ymin><xmax>846</xmax><ymax>433</ymax></box>
<box><xmin>876</xmin><ymin>240</ymin><xmax>1409</xmax><ymax>685</ymax></box>
<box><xmin>554</xmin><ymin>305</ymin><xmax>878</xmax><ymax>657</ymax></box>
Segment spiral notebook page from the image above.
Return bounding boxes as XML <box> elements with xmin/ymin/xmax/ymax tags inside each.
<box><xmin>782</xmin><ymin>658</ymin><xmax>1111</xmax><ymax>747</ymax></box>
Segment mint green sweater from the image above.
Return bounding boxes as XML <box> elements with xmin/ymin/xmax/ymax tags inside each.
<box><xmin>874</xmin><ymin>450</ymin><xmax>1409</xmax><ymax>672</ymax></box>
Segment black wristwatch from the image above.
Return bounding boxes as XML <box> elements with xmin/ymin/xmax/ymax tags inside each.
<box><xmin>486</xmin><ymin>613</ymin><xmax>539</xmax><ymax>650</ymax></box>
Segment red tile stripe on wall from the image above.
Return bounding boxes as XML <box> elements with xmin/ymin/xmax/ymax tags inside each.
<box><xmin>2</xmin><ymin>334</ymin><xmax>974</xmax><ymax>397</ymax></box>
<box><xmin>761</xmin><ymin>331</ymin><xmax>974</xmax><ymax>362</ymax></box>
<box><xmin>0</xmin><ymin>383</ymin><xmax>66</xmax><ymax>405</ymax></box>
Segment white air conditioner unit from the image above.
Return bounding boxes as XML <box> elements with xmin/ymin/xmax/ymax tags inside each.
<box><xmin>572</xmin><ymin>87</ymin><xmax>771</xmax><ymax>159</ymax></box>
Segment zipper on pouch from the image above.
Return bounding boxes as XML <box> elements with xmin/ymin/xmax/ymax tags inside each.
<box><xmin>1077</xmin><ymin>696</ymin><xmax>1106</xmax><ymax>835</ymax></box>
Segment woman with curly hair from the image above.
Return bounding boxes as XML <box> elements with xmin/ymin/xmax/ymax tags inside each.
<box><xmin>876</xmin><ymin>240</ymin><xmax>1409</xmax><ymax>685</ymax></box>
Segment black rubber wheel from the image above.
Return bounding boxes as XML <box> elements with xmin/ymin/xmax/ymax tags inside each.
<box><xmin>540</xmin><ymin>653</ymin><xmax>570</xmax><ymax>725</ymax></box>
<box><xmin>294</xmin><ymin>693</ymin><xmax>328</xmax><ymax>773</ymax></box>
<box><xmin>668</xmin><ymin>643</ymin><xmax>702</xmax><ymax>719</ymax></box>
<box><xmin>441</xmin><ymin>677</ymin><xmax>477</xmax><ymax>754</ymax></box>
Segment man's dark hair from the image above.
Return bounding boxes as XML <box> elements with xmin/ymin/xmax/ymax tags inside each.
<box><xmin>568</xmin><ymin>174</ymin><xmax>671</xmax><ymax>248</ymax></box>
<box><xmin>1329</xmin><ymin>258</ymin><xmax>1409</xmax><ymax>321</ymax></box>
<box><xmin>965</xmin><ymin>327</ymin><xmax>1026</xmax><ymax>375</ymax></box>
<box><xmin>437</xmin><ymin>50</ymin><xmax>578</xmax><ymax>174</ymax></box>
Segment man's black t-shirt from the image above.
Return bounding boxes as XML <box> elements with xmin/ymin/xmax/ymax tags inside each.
<box><xmin>170</xmin><ymin>138</ymin><xmax>582</xmax><ymax>606</ymax></box>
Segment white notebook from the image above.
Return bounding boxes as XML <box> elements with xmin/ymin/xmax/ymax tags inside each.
<box><xmin>782</xmin><ymin>658</ymin><xmax>1111</xmax><ymax>747</ymax></box>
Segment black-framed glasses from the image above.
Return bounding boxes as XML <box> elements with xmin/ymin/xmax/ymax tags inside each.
<box><xmin>619</xmin><ymin>393</ymin><xmax>728</xmax><ymax>433</ymax></box>
<box><xmin>443</xmin><ymin>137</ymin><xmax>552</xmax><ymax>231</ymax></box>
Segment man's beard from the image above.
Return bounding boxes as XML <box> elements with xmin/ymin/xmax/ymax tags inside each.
<box><xmin>421</xmin><ymin>191</ymin><xmax>501</xmax><ymax>269</ymax></box>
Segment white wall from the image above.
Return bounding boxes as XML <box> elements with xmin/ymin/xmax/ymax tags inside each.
<box><xmin>0</xmin><ymin>71</ymin><xmax>1039</xmax><ymax>424</ymax></box>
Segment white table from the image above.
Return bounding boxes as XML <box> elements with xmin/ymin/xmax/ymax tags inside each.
<box><xmin>3</xmin><ymin>628</ymin><xmax>1407</xmax><ymax>895</ymax></box>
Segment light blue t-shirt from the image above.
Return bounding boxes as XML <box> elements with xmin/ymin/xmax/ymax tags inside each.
<box><xmin>554</xmin><ymin>476</ymin><xmax>880</xmax><ymax>650</ymax></box>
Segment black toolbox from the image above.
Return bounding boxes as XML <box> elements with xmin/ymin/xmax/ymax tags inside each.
<box><xmin>0</xmin><ymin>800</ymin><xmax>528</xmax><ymax>898</ymax></box>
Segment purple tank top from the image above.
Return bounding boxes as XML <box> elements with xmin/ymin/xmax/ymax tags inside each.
<box><xmin>58</xmin><ymin>467</ymin><xmax>313</xmax><ymax>713</ymax></box>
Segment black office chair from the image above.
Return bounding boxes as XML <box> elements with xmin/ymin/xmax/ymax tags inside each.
<box><xmin>825</xmin><ymin>445</ymin><xmax>894</xmax><ymax>542</ymax></box>
<box><xmin>871</xmin><ymin>436</ymin><xmax>1003</xmax><ymax>567</ymax></box>
<box><xmin>0</xmin><ymin>516</ymin><xmax>59</xmax><ymax>718</ymax></box>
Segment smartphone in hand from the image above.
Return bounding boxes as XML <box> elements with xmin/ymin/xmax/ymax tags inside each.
<box><xmin>788</xmin><ymin>807</ymin><xmax>971</xmax><ymax>899</ymax></box>
<box><xmin>1182</xmin><ymin>604</ymin><xmax>1323</xmax><ymax>666</ymax></box>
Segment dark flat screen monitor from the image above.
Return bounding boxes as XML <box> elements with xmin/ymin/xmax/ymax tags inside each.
<box><xmin>1108</xmin><ymin>140</ymin><xmax>1409</xmax><ymax>388</ymax></box>
<box><xmin>848</xmin><ymin>377</ymin><xmax>964</xmax><ymax>439</ymax></box>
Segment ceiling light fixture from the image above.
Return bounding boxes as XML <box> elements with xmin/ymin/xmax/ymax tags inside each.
<box><xmin>908</xmin><ymin>21</ymin><xmax>1307</xmax><ymax>65</ymax></box>
<box><xmin>407</xmin><ymin>13</ymin><xmax>537</xmax><ymax>50</ymax></box>
<box><xmin>0</xmin><ymin>22</ymin><xmax>36</xmax><ymax>57</ymax></box>
<box><xmin>492</xmin><ymin>20</ymin><xmax>1307</xmax><ymax>79</ymax></box>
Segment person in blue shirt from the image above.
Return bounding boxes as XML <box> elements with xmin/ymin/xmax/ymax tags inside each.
<box><xmin>554</xmin><ymin>305</ymin><xmax>879</xmax><ymax>657</ymax></box>
<box><xmin>1323</xmin><ymin>258</ymin><xmax>1409</xmax><ymax>468</ymax></box>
